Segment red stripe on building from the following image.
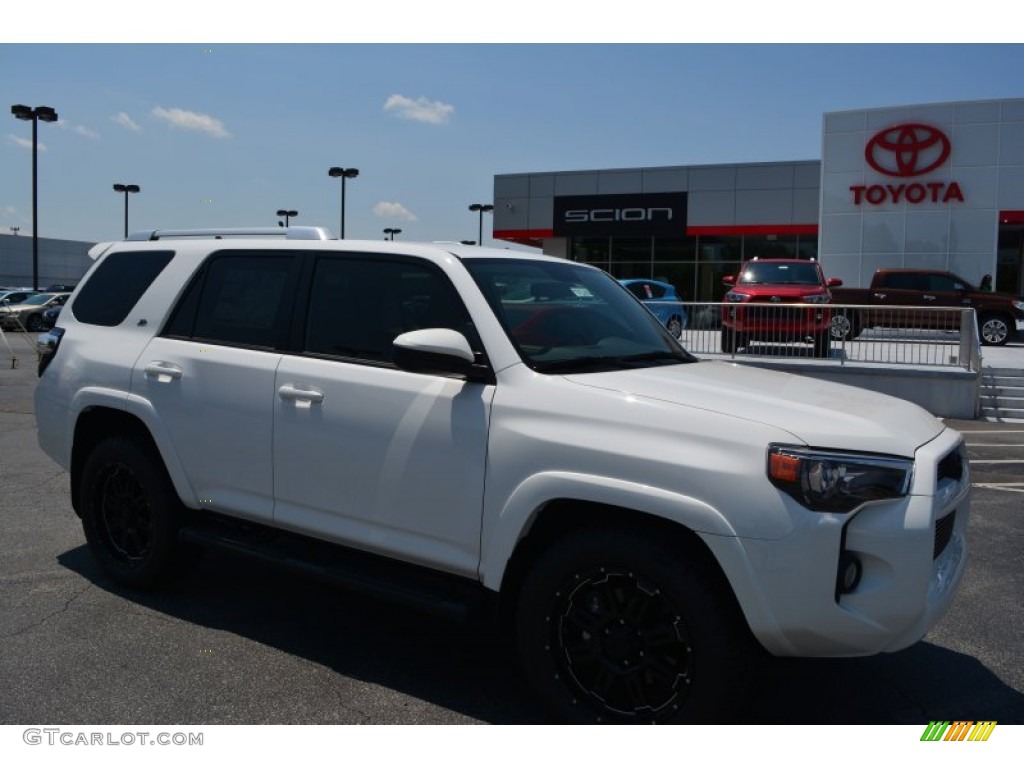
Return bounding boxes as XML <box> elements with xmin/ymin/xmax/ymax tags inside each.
<box><xmin>686</xmin><ymin>224</ymin><xmax>819</xmax><ymax>236</ymax></box>
<box><xmin>494</xmin><ymin>229</ymin><xmax>554</xmax><ymax>240</ymax></box>
<box><xmin>999</xmin><ymin>210</ymin><xmax>1024</xmax><ymax>224</ymax></box>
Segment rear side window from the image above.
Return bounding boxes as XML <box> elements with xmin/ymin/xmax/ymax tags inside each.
<box><xmin>72</xmin><ymin>250</ymin><xmax>174</xmax><ymax>326</ymax></box>
<box><xmin>164</xmin><ymin>252</ymin><xmax>299</xmax><ymax>349</ymax></box>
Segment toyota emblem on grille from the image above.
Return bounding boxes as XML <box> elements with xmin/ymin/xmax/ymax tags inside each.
<box><xmin>865</xmin><ymin>123</ymin><xmax>951</xmax><ymax>178</ymax></box>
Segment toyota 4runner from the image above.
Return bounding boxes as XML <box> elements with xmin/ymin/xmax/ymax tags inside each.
<box><xmin>35</xmin><ymin>227</ymin><xmax>970</xmax><ymax>723</ymax></box>
<box><xmin>721</xmin><ymin>258</ymin><xmax>842</xmax><ymax>357</ymax></box>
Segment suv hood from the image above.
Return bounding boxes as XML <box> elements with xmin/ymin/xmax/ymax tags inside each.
<box><xmin>564</xmin><ymin>361</ymin><xmax>943</xmax><ymax>457</ymax></box>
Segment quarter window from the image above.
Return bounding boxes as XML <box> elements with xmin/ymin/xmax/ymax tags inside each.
<box><xmin>72</xmin><ymin>250</ymin><xmax>174</xmax><ymax>326</ymax></box>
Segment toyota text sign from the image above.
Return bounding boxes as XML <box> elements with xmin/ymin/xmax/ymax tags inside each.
<box><xmin>851</xmin><ymin>123</ymin><xmax>964</xmax><ymax>206</ymax></box>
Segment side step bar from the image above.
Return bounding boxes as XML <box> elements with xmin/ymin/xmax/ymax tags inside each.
<box><xmin>178</xmin><ymin>515</ymin><xmax>492</xmax><ymax>622</ymax></box>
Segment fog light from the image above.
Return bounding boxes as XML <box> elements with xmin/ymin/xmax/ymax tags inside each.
<box><xmin>836</xmin><ymin>552</ymin><xmax>862</xmax><ymax>595</ymax></box>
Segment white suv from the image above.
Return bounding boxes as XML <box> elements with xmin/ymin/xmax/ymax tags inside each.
<box><xmin>34</xmin><ymin>227</ymin><xmax>970</xmax><ymax>723</ymax></box>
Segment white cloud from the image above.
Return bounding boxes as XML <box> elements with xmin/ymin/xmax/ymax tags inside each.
<box><xmin>373</xmin><ymin>202</ymin><xmax>418</xmax><ymax>222</ymax></box>
<box><xmin>383</xmin><ymin>94</ymin><xmax>454</xmax><ymax>125</ymax></box>
<box><xmin>151</xmin><ymin>106</ymin><xmax>231</xmax><ymax>138</ymax></box>
<box><xmin>6</xmin><ymin>135</ymin><xmax>45</xmax><ymax>151</ymax></box>
<box><xmin>74</xmin><ymin>125</ymin><xmax>101</xmax><ymax>140</ymax></box>
<box><xmin>112</xmin><ymin>112</ymin><xmax>142</xmax><ymax>132</ymax></box>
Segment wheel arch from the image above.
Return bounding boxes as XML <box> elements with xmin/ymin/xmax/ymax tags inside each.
<box><xmin>493</xmin><ymin>496</ymin><xmax>746</xmax><ymax>636</ymax></box>
<box><xmin>71</xmin><ymin>406</ymin><xmax>192</xmax><ymax>516</ymax></box>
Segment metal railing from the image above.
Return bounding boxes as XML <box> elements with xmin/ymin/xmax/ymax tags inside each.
<box><xmin>680</xmin><ymin>303</ymin><xmax>981</xmax><ymax>372</ymax></box>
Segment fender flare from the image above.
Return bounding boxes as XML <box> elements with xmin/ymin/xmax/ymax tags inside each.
<box><xmin>479</xmin><ymin>471</ymin><xmax>739</xmax><ymax>591</ymax></box>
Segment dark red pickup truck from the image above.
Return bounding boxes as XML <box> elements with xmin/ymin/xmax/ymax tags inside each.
<box><xmin>829</xmin><ymin>269</ymin><xmax>1024</xmax><ymax>346</ymax></box>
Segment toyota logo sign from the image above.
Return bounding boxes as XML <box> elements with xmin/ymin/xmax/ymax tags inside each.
<box><xmin>850</xmin><ymin>122</ymin><xmax>964</xmax><ymax>206</ymax></box>
<box><xmin>864</xmin><ymin>123</ymin><xmax>951</xmax><ymax>178</ymax></box>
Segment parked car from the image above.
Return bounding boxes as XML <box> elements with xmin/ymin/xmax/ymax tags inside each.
<box><xmin>829</xmin><ymin>269</ymin><xmax>1024</xmax><ymax>346</ymax></box>
<box><xmin>619</xmin><ymin>279</ymin><xmax>688</xmax><ymax>338</ymax></box>
<box><xmin>0</xmin><ymin>289</ymin><xmax>37</xmax><ymax>307</ymax></box>
<box><xmin>721</xmin><ymin>258</ymin><xmax>841</xmax><ymax>357</ymax></box>
<box><xmin>40</xmin><ymin>304</ymin><xmax>63</xmax><ymax>330</ymax></box>
<box><xmin>35</xmin><ymin>227</ymin><xmax>970</xmax><ymax>724</ymax></box>
<box><xmin>0</xmin><ymin>292</ymin><xmax>70</xmax><ymax>331</ymax></box>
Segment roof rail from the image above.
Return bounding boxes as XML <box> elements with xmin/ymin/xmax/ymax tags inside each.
<box><xmin>126</xmin><ymin>227</ymin><xmax>335</xmax><ymax>241</ymax></box>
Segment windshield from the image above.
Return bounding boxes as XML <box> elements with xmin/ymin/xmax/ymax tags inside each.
<box><xmin>738</xmin><ymin>262</ymin><xmax>821</xmax><ymax>286</ymax></box>
<box><xmin>464</xmin><ymin>259</ymin><xmax>695</xmax><ymax>373</ymax></box>
<box><xmin>18</xmin><ymin>294</ymin><xmax>53</xmax><ymax>306</ymax></box>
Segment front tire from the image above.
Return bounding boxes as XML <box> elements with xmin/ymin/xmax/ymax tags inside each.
<box><xmin>26</xmin><ymin>313</ymin><xmax>44</xmax><ymax>332</ymax></box>
<box><xmin>80</xmin><ymin>435</ymin><xmax>193</xmax><ymax>588</ymax></box>
<box><xmin>720</xmin><ymin>327</ymin><xmax>741</xmax><ymax>353</ymax></box>
<box><xmin>514</xmin><ymin>527</ymin><xmax>752</xmax><ymax>723</ymax></box>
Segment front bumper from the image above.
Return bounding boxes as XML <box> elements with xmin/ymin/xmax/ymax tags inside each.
<box><xmin>703</xmin><ymin>427</ymin><xmax>969</xmax><ymax>657</ymax></box>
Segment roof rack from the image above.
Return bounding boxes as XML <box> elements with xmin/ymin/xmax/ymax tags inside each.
<box><xmin>126</xmin><ymin>227</ymin><xmax>334</xmax><ymax>241</ymax></box>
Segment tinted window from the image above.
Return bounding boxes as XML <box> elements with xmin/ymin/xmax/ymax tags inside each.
<box><xmin>883</xmin><ymin>273</ymin><xmax>925</xmax><ymax>291</ymax></box>
<box><xmin>926</xmin><ymin>275</ymin><xmax>964</xmax><ymax>292</ymax></box>
<box><xmin>71</xmin><ymin>251</ymin><xmax>173</xmax><ymax>326</ymax></box>
<box><xmin>169</xmin><ymin>254</ymin><xmax>297</xmax><ymax>348</ymax></box>
<box><xmin>304</xmin><ymin>257</ymin><xmax>474</xmax><ymax>363</ymax></box>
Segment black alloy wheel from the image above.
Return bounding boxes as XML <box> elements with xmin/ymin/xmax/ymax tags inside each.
<box><xmin>515</xmin><ymin>527</ymin><xmax>752</xmax><ymax>724</ymax></box>
<box><xmin>548</xmin><ymin>567</ymin><xmax>695</xmax><ymax>720</ymax></box>
<box><xmin>666</xmin><ymin>315</ymin><xmax>684</xmax><ymax>340</ymax></box>
<box><xmin>80</xmin><ymin>435</ymin><xmax>195</xmax><ymax>587</ymax></box>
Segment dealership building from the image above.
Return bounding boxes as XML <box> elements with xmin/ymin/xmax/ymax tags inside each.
<box><xmin>492</xmin><ymin>97</ymin><xmax>1024</xmax><ymax>303</ymax></box>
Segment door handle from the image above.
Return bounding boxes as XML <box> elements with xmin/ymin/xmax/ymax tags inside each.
<box><xmin>144</xmin><ymin>362</ymin><xmax>183</xmax><ymax>382</ymax></box>
<box><xmin>873</xmin><ymin>293</ymin><xmax>886</xmax><ymax>299</ymax></box>
<box><xmin>922</xmin><ymin>295</ymin><xmax>936</xmax><ymax>301</ymax></box>
<box><xmin>278</xmin><ymin>384</ymin><xmax>325</xmax><ymax>405</ymax></box>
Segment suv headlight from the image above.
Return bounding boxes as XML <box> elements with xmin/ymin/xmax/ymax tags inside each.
<box><xmin>724</xmin><ymin>291</ymin><xmax>750</xmax><ymax>302</ymax></box>
<box><xmin>1012</xmin><ymin>300</ymin><xmax>1024</xmax><ymax>312</ymax></box>
<box><xmin>803</xmin><ymin>293</ymin><xmax>830</xmax><ymax>304</ymax></box>
<box><xmin>767</xmin><ymin>445</ymin><xmax>913</xmax><ymax>513</ymax></box>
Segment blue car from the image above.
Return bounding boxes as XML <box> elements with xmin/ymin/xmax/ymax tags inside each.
<box><xmin>619</xmin><ymin>279</ymin><xmax>688</xmax><ymax>339</ymax></box>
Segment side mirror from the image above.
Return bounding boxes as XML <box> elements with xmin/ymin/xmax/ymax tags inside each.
<box><xmin>827</xmin><ymin>278</ymin><xmax>843</xmax><ymax>287</ymax></box>
<box><xmin>393</xmin><ymin>328</ymin><xmax>476</xmax><ymax>379</ymax></box>
<box><xmin>722</xmin><ymin>275</ymin><xmax>735</xmax><ymax>286</ymax></box>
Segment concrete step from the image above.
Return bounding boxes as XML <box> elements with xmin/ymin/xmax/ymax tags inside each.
<box><xmin>979</xmin><ymin>386</ymin><xmax>1024</xmax><ymax>398</ymax></box>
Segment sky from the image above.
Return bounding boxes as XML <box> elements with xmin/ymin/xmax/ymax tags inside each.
<box><xmin>2</xmin><ymin>7</ymin><xmax>1021</xmax><ymax>249</ymax></box>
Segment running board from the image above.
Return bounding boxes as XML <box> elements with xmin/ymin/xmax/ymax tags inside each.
<box><xmin>178</xmin><ymin>515</ymin><xmax>491</xmax><ymax>622</ymax></box>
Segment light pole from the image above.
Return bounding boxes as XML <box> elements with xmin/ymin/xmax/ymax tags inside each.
<box><xmin>383</xmin><ymin>227</ymin><xmax>402</xmax><ymax>241</ymax></box>
<box><xmin>276</xmin><ymin>209</ymin><xmax>298</xmax><ymax>227</ymax></box>
<box><xmin>11</xmin><ymin>104</ymin><xmax>58</xmax><ymax>290</ymax></box>
<box><xmin>113</xmin><ymin>183</ymin><xmax>140</xmax><ymax>238</ymax></box>
<box><xmin>328</xmin><ymin>167</ymin><xmax>359</xmax><ymax>238</ymax></box>
<box><xmin>468</xmin><ymin>203</ymin><xmax>493</xmax><ymax>247</ymax></box>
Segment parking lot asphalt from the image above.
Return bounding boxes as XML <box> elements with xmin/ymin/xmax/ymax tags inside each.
<box><xmin>1</xmin><ymin>332</ymin><xmax>1022</xmax><ymax>725</ymax></box>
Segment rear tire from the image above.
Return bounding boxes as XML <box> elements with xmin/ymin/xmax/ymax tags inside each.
<box><xmin>80</xmin><ymin>435</ymin><xmax>196</xmax><ymax>588</ymax></box>
<box><xmin>829</xmin><ymin>312</ymin><xmax>861</xmax><ymax>341</ymax></box>
<box><xmin>666</xmin><ymin>315</ymin><xmax>683</xmax><ymax>340</ymax></box>
<box><xmin>979</xmin><ymin>314</ymin><xmax>1012</xmax><ymax>346</ymax></box>
<box><xmin>514</xmin><ymin>527</ymin><xmax>753</xmax><ymax>723</ymax></box>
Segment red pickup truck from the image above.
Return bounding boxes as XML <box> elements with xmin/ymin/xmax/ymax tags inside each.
<box><xmin>829</xmin><ymin>269</ymin><xmax>1024</xmax><ymax>346</ymax></box>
